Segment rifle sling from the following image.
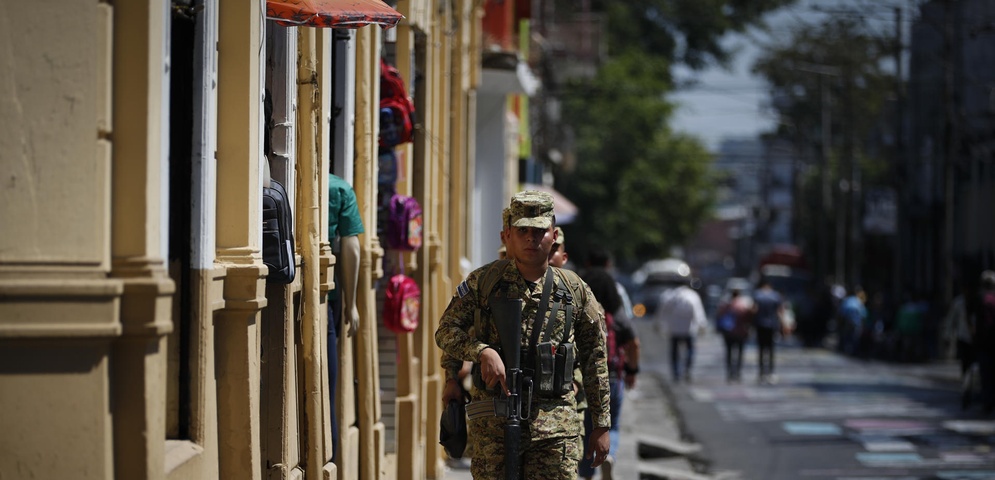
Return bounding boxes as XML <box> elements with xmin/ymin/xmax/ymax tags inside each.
<box><xmin>542</xmin><ymin>285</ymin><xmax>569</xmax><ymax>343</ymax></box>
<box><xmin>527</xmin><ymin>267</ymin><xmax>555</xmax><ymax>353</ymax></box>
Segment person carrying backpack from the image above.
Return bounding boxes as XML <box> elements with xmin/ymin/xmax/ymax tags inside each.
<box><xmin>752</xmin><ymin>278</ymin><xmax>786</xmax><ymax>385</ymax></box>
<box><xmin>716</xmin><ymin>289</ymin><xmax>753</xmax><ymax>383</ymax></box>
<box><xmin>435</xmin><ymin>191</ymin><xmax>612</xmax><ymax>479</ymax></box>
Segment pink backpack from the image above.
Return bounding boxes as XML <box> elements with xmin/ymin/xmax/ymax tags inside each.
<box><xmin>385</xmin><ymin>194</ymin><xmax>423</xmax><ymax>251</ymax></box>
<box><xmin>384</xmin><ymin>274</ymin><xmax>420</xmax><ymax>333</ymax></box>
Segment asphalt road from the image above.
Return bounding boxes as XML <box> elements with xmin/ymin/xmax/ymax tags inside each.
<box><xmin>637</xmin><ymin>320</ymin><xmax>995</xmax><ymax>480</ymax></box>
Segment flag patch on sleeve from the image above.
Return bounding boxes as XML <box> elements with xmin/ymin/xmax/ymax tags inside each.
<box><xmin>456</xmin><ymin>280</ymin><xmax>470</xmax><ymax>298</ymax></box>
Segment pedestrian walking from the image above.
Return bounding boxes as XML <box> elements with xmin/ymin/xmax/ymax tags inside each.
<box><xmin>839</xmin><ymin>286</ymin><xmax>868</xmax><ymax>356</ymax></box>
<box><xmin>435</xmin><ymin>191</ymin><xmax>612</xmax><ymax>479</ymax></box>
<box><xmin>716</xmin><ymin>289</ymin><xmax>752</xmax><ymax>382</ymax></box>
<box><xmin>945</xmin><ymin>285</ymin><xmax>974</xmax><ymax>375</ymax></box>
<box><xmin>752</xmin><ymin>278</ymin><xmax>785</xmax><ymax>384</ymax></box>
<box><xmin>578</xmin><ymin>248</ymin><xmax>641</xmax><ymax>480</ymax></box>
<box><xmin>655</xmin><ymin>276</ymin><xmax>707</xmax><ymax>383</ymax></box>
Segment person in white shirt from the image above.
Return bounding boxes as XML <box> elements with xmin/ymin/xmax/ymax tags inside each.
<box><xmin>656</xmin><ymin>283</ymin><xmax>708</xmax><ymax>383</ymax></box>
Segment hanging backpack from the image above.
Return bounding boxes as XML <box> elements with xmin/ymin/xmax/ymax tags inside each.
<box><xmin>262</xmin><ymin>179</ymin><xmax>296</xmax><ymax>284</ymax></box>
<box><xmin>384</xmin><ymin>273</ymin><xmax>421</xmax><ymax>333</ymax></box>
<box><xmin>378</xmin><ymin>148</ymin><xmax>398</xmax><ymax>186</ymax></box>
<box><xmin>379</xmin><ymin>58</ymin><xmax>416</xmax><ymax>148</ymax></box>
<box><xmin>385</xmin><ymin>193</ymin><xmax>423</xmax><ymax>251</ymax></box>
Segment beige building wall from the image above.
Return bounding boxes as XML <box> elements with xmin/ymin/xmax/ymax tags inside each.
<box><xmin>0</xmin><ymin>0</ymin><xmax>481</xmax><ymax>479</ymax></box>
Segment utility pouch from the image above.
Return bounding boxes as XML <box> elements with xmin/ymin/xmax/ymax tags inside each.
<box><xmin>553</xmin><ymin>342</ymin><xmax>575</xmax><ymax>395</ymax></box>
<box><xmin>533</xmin><ymin>342</ymin><xmax>556</xmax><ymax>396</ymax></box>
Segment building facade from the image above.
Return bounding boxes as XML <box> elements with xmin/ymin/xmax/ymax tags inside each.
<box><xmin>0</xmin><ymin>0</ymin><xmax>541</xmax><ymax>479</ymax></box>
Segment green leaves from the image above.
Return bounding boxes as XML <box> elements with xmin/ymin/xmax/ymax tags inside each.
<box><xmin>556</xmin><ymin>1</ymin><xmax>795</xmax><ymax>266</ymax></box>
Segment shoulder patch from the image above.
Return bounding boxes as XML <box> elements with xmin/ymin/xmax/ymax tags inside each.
<box><xmin>456</xmin><ymin>280</ymin><xmax>470</xmax><ymax>298</ymax></box>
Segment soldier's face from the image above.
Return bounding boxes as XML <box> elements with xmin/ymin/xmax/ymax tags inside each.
<box><xmin>507</xmin><ymin>225</ymin><xmax>554</xmax><ymax>267</ymax></box>
<box><xmin>549</xmin><ymin>243</ymin><xmax>567</xmax><ymax>268</ymax></box>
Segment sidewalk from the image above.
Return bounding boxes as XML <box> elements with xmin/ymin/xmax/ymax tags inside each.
<box><xmin>440</xmin><ymin>321</ymin><xmax>962</xmax><ymax>480</ymax></box>
<box><xmin>441</xmin><ymin>371</ymin><xmax>698</xmax><ymax>480</ymax></box>
<box><xmin>441</xmin><ymin>320</ymin><xmax>703</xmax><ymax>480</ymax></box>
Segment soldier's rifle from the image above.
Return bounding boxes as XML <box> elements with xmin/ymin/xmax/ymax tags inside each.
<box><xmin>490</xmin><ymin>297</ymin><xmax>531</xmax><ymax>480</ymax></box>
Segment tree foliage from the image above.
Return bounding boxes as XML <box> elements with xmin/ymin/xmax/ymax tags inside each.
<box><xmin>594</xmin><ymin>0</ymin><xmax>797</xmax><ymax>68</ymax></box>
<box><xmin>555</xmin><ymin>2</ymin><xmax>795</xmax><ymax>266</ymax></box>
<box><xmin>753</xmin><ymin>16</ymin><xmax>896</xmax><ymax>156</ymax></box>
<box><xmin>560</xmin><ymin>53</ymin><xmax>715</xmax><ymax>265</ymax></box>
<box><xmin>752</xmin><ymin>15</ymin><xmax>898</xmax><ymax>283</ymax></box>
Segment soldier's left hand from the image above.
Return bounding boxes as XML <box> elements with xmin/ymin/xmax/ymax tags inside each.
<box><xmin>586</xmin><ymin>426</ymin><xmax>610</xmax><ymax>468</ymax></box>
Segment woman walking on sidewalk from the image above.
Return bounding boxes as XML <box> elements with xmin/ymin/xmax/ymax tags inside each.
<box><xmin>716</xmin><ymin>289</ymin><xmax>753</xmax><ymax>382</ymax></box>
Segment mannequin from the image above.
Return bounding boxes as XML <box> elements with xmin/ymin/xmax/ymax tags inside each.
<box><xmin>337</xmin><ymin>235</ymin><xmax>360</xmax><ymax>336</ymax></box>
<box><xmin>327</xmin><ymin>173</ymin><xmax>364</xmax><ymax>462</ymax></box>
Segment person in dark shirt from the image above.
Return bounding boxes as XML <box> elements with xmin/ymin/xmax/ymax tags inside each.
<box><xmin>752</xmin><ymin>278</ymin><xmax>785</xmax><ymax>385</ymax></box>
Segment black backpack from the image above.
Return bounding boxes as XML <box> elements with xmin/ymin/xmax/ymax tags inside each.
<box><xmin>262</xmin><ymin>179</ymin><xmax>296</xmax><ymax>284</ymax></box>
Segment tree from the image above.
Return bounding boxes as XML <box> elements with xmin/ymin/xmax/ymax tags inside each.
<box><xmin>595</xmin><ymin>0</ymin><xmax>797</xmax><ymax>68</ymax></box>
<box><xmin>559</xmin><ymin>53</ymin><xmax>715</xmax><ymax>264</ymax></box>
<box><xmin>554</xmin><ymin>1</ymin><xmax>799</xmax><ymax>266</ymax></box>
<box><xmin>752</xmin><ymin>15</ymin><xmax>897</xmax><ymax>289</ymax></box>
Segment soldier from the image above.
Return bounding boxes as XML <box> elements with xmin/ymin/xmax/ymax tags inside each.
<box><xmin>548</xmin><ymin>226</ymin><xmax>568</xmax><ymax>267</ymax></box>
<box><xmin>440</xmin><ymin>208</ymin><xmax>516</xmax><ymax>466</ymax></box>
<box><xmin>436</xmin><ymin>191</ymin><xmax>611</xmax><ymax>479</ymax></box>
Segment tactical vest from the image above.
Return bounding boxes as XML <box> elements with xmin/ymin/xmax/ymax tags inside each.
<box><xmin>471</xmin><ymin>260</ymin><xmax>585</xmax><ymax>397</ymax></box>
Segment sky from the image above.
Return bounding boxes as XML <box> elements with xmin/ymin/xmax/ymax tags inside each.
<box><xmin>668</xmin><ymin>0</ymin><xmax>914</xmax><ymax>152</ymax></box>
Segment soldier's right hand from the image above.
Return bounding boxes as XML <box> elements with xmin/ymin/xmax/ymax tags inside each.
<box><xmin>478</xmin><ymin>347</ymin><xmax>508</xmax><ymax>395</ymax></box>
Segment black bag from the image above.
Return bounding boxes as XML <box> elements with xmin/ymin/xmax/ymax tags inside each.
<box><xmin>439</xmin><ymin>395</ymin><xmax>468</xmax><ymax>459</ymax></box>
<box><xmin>262</xmin><ymin>179</ymin><xmax>296</xmax><ymax>284</ymax></box>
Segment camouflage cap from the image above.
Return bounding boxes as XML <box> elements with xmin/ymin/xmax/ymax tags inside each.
<box><xmin>508</xmin><ymin>191</ymin><xmax>554</xmax><ymax>229</ymax></box>
<box><xmin>501</xmin><ymin>207</ymin><xmax>511</xmax><ymax>228</ymax></box>
<box><xmin>552</xmin><ymin>226</ymin><xmax>565</xmax><ymax>246</ymax></box>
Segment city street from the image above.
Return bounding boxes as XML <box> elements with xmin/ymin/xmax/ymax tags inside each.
<box><xmin>443</xmin><ymin>319</ymin><xmax>995</xmax><ymax>480</ymax></box>
<box><xmin>632</xmin><ymin>320</ymin><xmax>995</xmax><ymax>480</ymax></box>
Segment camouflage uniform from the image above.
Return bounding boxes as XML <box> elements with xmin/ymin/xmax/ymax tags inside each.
<box><xmin>435</xmin><ymin>192</ymin><xmax>611</xmax><ymax>480</ymax></box>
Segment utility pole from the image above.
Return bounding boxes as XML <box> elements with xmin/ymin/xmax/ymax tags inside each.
<box><xmin>821</xmin><ymin>75</ymin><xmax>833</xmax><ymax>286</ymax></box>
<box><xmin>793</xmin><ymin>62</ymin><xmax>842</xmax><ymax>287</ymax></box>
<box><xmin>892</xmin><ymin>5</ymin><xmax>905</xmax><ymax>305</ymax></box>
<box><xmin>941</xmin><ymin>0</ymin><xmax>958</xmax><ymax>307</ymax></box>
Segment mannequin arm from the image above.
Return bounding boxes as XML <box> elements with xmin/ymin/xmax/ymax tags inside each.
<box><xmin>339</xmin><ymin>235</ymin><xmax>361</xmax><ymax>337</ymax></box>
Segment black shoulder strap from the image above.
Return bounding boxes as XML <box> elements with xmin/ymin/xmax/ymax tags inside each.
<box><xmin>542</xmin><ymin>270</ymin><xmax>576</xmax><ymax>343</ymax></box>
<box><xmin>527</xmin><ymin>267</ymin><xmax>555</xmax><ymax>351</ymax></box>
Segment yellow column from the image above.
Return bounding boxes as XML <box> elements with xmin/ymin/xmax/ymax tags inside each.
<box><xmin>353</xmin><ymin>24</ymin><xmax>386</xmax><ymax>480</ymax></box>
<box><xmin>110</xmin><ymin>2</ymin><xmax>175</xmax><ymax>480</ymax></box>
<box><xmin>422</xmin><ymin>2</ymin><xmax>453</xmax><ymax>476</ymax></box>
<box><xmin>215</xmin><ymin>1</ymin><xmax>266</xmax><ymax>479</ymax></box>
<box><xmin>295</xmin><ymin>28</ymin><xmax>333</xmax><ymax>478</ymax></box>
